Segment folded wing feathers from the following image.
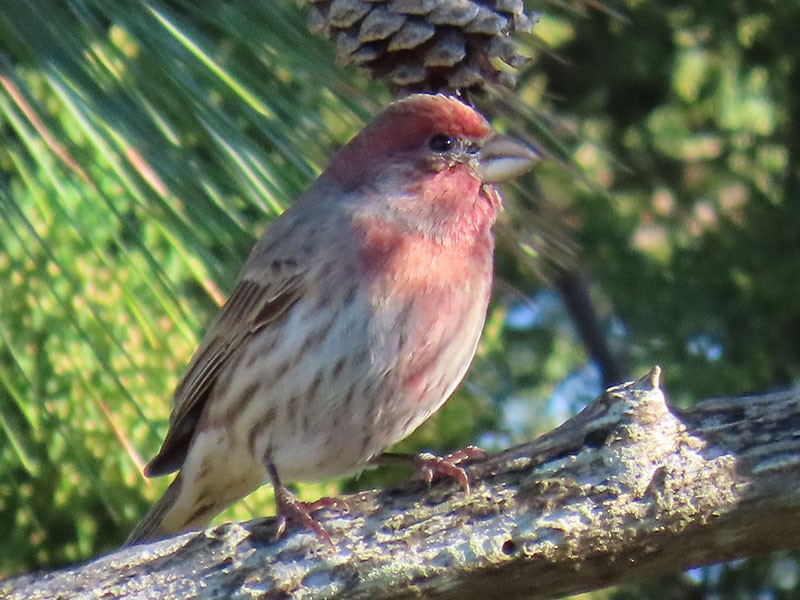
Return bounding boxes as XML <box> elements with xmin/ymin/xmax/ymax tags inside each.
<box><xmin>145</xmin><ymin>268</ymin><xmax>305</xmax><ymax>476</ymax></box>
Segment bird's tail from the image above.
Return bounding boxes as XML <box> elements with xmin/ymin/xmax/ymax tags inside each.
<box><xmin>124</xmin><ymin>475</ymin><xmax>187</xmax><ymax>547</ymax></box>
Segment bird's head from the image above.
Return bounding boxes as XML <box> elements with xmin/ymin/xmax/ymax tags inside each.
<box><xmin>328</xmin><ymin>94</ymin><xmax>536</xmax><ymax>190</ymax></box>
<box><xmin>322</xmin><ymin>94</ymin><xmax>538</xmax><ymax>243</ymax></box>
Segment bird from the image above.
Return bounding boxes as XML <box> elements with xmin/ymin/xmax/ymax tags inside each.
<box><xmin>125</xmin><ymin>93</ymin><xmax>537</xmax><ymax>546</ymax></box>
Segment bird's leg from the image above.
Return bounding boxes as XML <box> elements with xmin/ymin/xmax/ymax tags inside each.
<box><xmin>267</xmin><ymin>463</ymin><xmax>347</xmax><ymax>545</ymax></box>
<box><xmin>373</xmin><ymin>445</ymin><xmax>486</xmax><ymax>494</ymax></box>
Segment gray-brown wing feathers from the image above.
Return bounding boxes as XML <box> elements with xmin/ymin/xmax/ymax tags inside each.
<box><xmin>145</xmin><ymin>267</ymin><xmax>305</xmax><ymax>477</ymax></box>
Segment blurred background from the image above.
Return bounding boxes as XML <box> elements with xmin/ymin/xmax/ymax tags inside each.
<box><xmin>0</xmin><ymin>1</ymin><xmax>798</xmax><ymax>597</ymax></box>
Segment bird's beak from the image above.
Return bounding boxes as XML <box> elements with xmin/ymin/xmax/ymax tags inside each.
<box><xmin>475</xmin><ymin>134</ymin><xmax>539</xmax><ymax>183</ymax></box>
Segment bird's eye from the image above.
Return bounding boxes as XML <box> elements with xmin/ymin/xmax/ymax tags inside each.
<box><xmin>429</xmin><ymin>134</ymin><xmax>454</xmax><ymax>153</ymax></box>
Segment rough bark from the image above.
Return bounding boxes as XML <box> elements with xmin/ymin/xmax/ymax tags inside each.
<box><xmin>3</xmin><ymin>367</ymin><xmax>800</xmax><ymax>600</ymax></box>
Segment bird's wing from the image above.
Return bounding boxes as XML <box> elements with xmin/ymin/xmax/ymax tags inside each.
<box><xmin>145</xmin><ymin>263</ymin><xmax>305</xmax><ymax>477</ymax></box>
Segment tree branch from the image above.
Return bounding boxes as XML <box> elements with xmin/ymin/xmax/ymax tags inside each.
<box><xmin>4</xmin><ymin>367</ymin><xmax>800</xmax><ymax>599</ymax></box>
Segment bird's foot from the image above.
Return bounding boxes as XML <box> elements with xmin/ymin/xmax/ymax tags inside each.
<box><xmin>273</xmin><ymin>485</ymin><xmax>348</xmax><ymax>546</ymax></box>
<box><xmin>375</xmin><ymin>445</ymin><xmax>486</xmax><ymax>494</ymax></box>
<box><xmin>413</xmin><ymin>445</ymin><xmax>486</xmax><ymax>494</ymax></box>
<box><xmin>267</xmin><ymin>462</ymin><xmax>347</xmax><ymax>545</ymax></box>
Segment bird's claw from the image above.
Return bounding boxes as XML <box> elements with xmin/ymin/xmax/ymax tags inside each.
<box><xmin>414</xmin><ymin>445</ymin><xmax>486</xmax><ymax>494</ymax></box>
<box><xmin>273</xmin><ymin>487</ymin><xmax>348</xmax><ymax>546</ymax></box>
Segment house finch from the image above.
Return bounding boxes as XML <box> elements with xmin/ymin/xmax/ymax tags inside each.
<box><xmin>126</xmin><ymin>93</ymin><xmax>537</xmax><ymax>546</ymax></box>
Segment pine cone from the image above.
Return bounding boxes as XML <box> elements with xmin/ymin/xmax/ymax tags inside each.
<box><xmin>305</xmin><ymin>0</ymin><xmax>538</xmax><ymax>94</ymax></box>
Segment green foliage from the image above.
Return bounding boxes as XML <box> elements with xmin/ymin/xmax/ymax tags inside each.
<box><xmin>518</xmin><ymin>0</ymin><xmax>800</xmax><ymax>402</ymax></box>
<box><xmin>0</xmin><ymin>0</ymin><xmax>385</xmax><ymax>571</ymax></box>
<box><xmin>0</xmin><ymin>1</ymin><xmax>798</xmax><ymax>597</ymax></box>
